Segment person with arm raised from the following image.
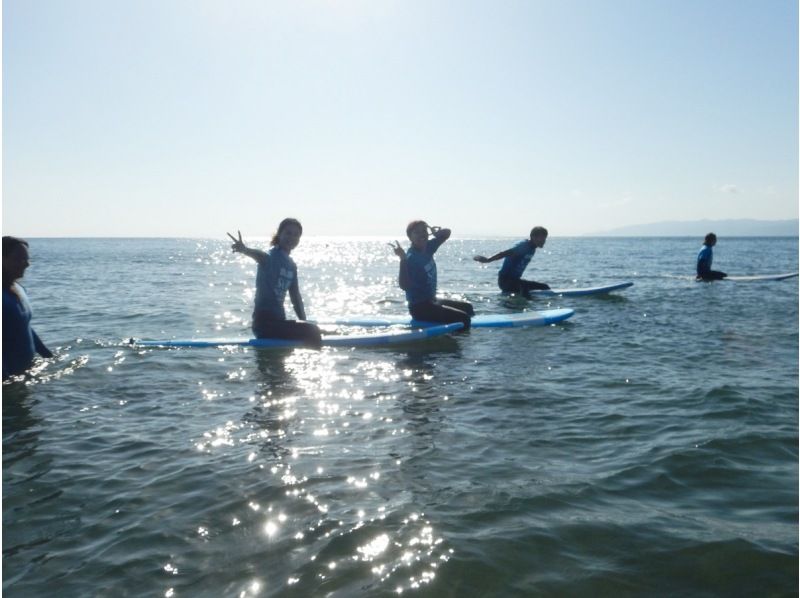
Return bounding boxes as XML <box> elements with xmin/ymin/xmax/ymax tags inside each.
<box><xmin>227</xmin><ymin>218</ymin><xmax>321</xmax><ymax>348</ymax></box>
<box><xmin>474</xmin><ymin>226</ymin><xmax>550</xmax><ymax>298</ymax></box>
<box><xmin>390</xmin><ymin>221</ymin><xmax>473</xmax><ymax>329</ymax></box>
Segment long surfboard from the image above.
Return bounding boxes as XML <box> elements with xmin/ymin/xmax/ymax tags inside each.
<box><xmin>132</xmin><ymin>322</ymin><xmax>463</xmax><ymax>349</ymax></box>
<box><xmin>722</xmin><ymin>272</ymin><xmax>798</xmax><ymax>282</ymax></box>
<box><xmin>527</xmin><ymin>281</ymin><xmax>633</xmax><ymax>297</ymax></box>
<box><xmin>315</xmin><ymin>308</ymin><xmax>574</xmax><ymax>328</ymax></box>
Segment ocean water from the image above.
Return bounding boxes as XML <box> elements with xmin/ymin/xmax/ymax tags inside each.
<box><xmin>3</xmin><ymin>236</ymin><xmax>798</xmax><ymax>597</ymax></box>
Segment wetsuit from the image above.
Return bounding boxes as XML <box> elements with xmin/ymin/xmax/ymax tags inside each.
<box><xmin>497</xmin><ymin>240</ymin><xmax>550</xmax><ymax>297</ymax></box>
<box><xmin>252</xmin><ymin>247</ymin><xmax>320</xmax><ymax>344</ymax></box>
<box><xmin>405</xmin><ymin>236</ymin><xmax>472</xmax><ymax>328</ymax></box>
<box><xmin>3</xmin><ymin>284</ymin><xmax>51</xmax><ymax>379</ymax></box>
<box><xmin>696</xmin><ymin>245</ymin><xmax>726</xmax><ymax>281</ymax></box>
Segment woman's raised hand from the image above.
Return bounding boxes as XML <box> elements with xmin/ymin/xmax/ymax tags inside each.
<box><xmin>388</xmin><ymin>240</ymin><xmax>405</xmax><ymax>259</ymax></box>
<box><xmin>227</xmin><ymin>230</ymin><xmax>246</xmax><ymax>253</ymax></box>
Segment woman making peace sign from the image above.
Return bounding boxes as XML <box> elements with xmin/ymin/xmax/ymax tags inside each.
<box><xmin>227</xmin><ymin>218</ymin><xmax>322</xmax><ymax>348</ymax></box>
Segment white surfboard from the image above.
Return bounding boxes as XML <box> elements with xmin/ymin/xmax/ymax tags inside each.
<box><xmin>527</xmin><ymin>281</ymin><xmax>633</xmax><ymax>297</ymax></box>
<box><xmin>316</xmin><ymin>308</ymin><xmax>574</xmax><ymax>328</ymax></box>
<box><xmin>722</xmin><ymin>272</ymin><xmax>798</xmax><ymax>282</ymax></box>
<box><xmin>131</xmin><ymin>322</ymin><xmax>463</xmax><ymax>348</ymax></box>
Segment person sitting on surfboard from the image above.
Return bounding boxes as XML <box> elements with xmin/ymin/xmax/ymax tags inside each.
<box><xmin>389</xmin><ymin>221</ymin><xmax>473</xmax><ymax>329</ymax></box>
<box><xmin>473</xmin><ymin>226</ymin><xmax>551</xmax><ymax>298</ymax></box>
<box><xmin>3</xmin><ymin>236</ymin><xmax>53</xmax><ymax>380</ymax></box>
<box><xmin>227</xmin><ymin>219</ymin><xmax>322</xmax><ymax>347</ymax></box>
<box><xmin>696</xmin><ymin>233</ymin><xmax>727</xmax><ymax>281</ymax></box>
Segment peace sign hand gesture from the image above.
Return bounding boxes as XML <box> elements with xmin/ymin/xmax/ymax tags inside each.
<box><xmin>227</xmin><ymin>230</ymin><xmax>246</xmax><ymax>253</ymax></box>
<box><xmin>388</xmin><ymin>240</ymin><xmax>405</xmax><ymax>259</ymax></box>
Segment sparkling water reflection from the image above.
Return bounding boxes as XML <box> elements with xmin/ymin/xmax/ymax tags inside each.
<box><xmin>3</xmin><ymin>237</ymin><xmax>797</xmax><ymax>596</ymax></box>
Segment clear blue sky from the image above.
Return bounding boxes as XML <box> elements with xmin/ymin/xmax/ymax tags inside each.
<box><xmin>3</xmin><ymin>0</ymin><xmax>797</xmax><ymax>237</ymax></box>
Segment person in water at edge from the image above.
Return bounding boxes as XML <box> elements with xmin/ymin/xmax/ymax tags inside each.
<box><xmin>473</xmin><ymin>226</ymin><xmax>551</xmax><ymax>297</ymax></box>
<box><xmin>390</xmin><ymin>221</ymin><xmax>473</xmax><ymax>329</ymax></box>
<box><xmin>3</xmin><ymin>236</ymin><xmax>53</xmax><ymax>380</ymax></box>
<box><xmin>227</xmin><ymin>219</ymin><xmax>322</xmax><ymax>348</ymax></box>
<box><xmin>696</xmin><ymin>233</ymin><xmax>727</xmax><ymax>281</ymax></box>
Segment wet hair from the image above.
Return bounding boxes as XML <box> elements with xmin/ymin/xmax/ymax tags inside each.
<box><xmin>704</xmin><ymin>232</ymin><xmax>717</xmax><ymax>245</ymax></box>
<box><xmin>530</xmin><ymin>226</ymin><xmax>548</xmax><ymax>238</ymax></box>
<box><xmin>3</xmin><ymin>236</ymin><xmax>28</xmax><ymax>257</ymax></box>
<box><xmin>271</xmin><ymin>218</ymin><xmax>303</xmax><ymax>246</ymax></box>
<box><xmin>406</xmin><ymin>220</ymin><xmax>428</xmax><ymax>239</ymax></box>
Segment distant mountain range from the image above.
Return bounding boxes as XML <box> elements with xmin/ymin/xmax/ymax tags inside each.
<box><xmin>591</xmin><ymin>219</ymin><xmax>798</xmax><ymax>237</ymax></box>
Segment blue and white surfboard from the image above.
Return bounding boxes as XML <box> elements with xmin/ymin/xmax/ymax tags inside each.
<box><xmin>316</xmin><ymin>308</ymin><xmax>574</xmax><ymax>329</ymax></box>
<box><xmin>132</xmin><ymin>322</ymin><xmax>463</xmax><ymax>348</ymax></box>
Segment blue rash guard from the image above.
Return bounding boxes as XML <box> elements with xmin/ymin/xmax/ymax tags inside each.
<box><xmin>696</xmin><ymin>245</ymin><xmax>713</xmax><ymax>277</ymax></box>
<box><xmin>404</xmin><ymin>236</ymin><xmax>446</xmax><ymax>305</ymax></box>
<box><xmin>3</xmin><ymin>284</ymin><xmax>48</xmax><ymax>379</ymax></box>
<box><xmin>498</xmin><ymin>240</ymin><xmax>536</xmax><ymax>280</ymax></box>
<box><xmin>254</xmin><ymin>247</ymin><xmax>297</xmax><ymax>320</ymax></box>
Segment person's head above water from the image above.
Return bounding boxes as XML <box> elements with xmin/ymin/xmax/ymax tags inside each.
<box><xmin>704</xmin><ymin>233</ymin><xmax>717</xmax><ymax>247</ymax></box>
<box><xmin>406</xmin><ymin>220</ymin><xmax>430</xmax><ymax>250</ymax></box>
<box><xmin>529</xmin><ymin>226</ymin><xmax>548</xmax><ymax>248</ymax></box>
<box><xmin>3</xmin><ymin>236</ymin><xmax>30</xmax><ymax>287</ymax></box>
<box><xmin>271</xmin><ymin>218</ymin><xmax>303</xmax><ymax>252</ymax></box>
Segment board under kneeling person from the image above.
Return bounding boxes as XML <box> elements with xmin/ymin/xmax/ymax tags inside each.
<box><xmin>390</xmin><ymin>221</ymin><xmax>473</xmax><ymax>329</ymax></box>
<box><xmin>474</xmin><ymin>226</ymin><xmax>550</xmax><ymax>298</ymax></box>
<box><xmin>227</xmin><ymin>219</ymin><xmax>322</xmax><ymax>348</ymax></box>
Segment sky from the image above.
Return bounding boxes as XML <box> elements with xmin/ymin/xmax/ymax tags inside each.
<box><xmin>2</xmin><ymin>0</ymin><xmax>798</xmax><ymax>237</ymax></box>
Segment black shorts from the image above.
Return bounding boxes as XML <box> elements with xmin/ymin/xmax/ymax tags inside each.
<box><xmin>498</xmin><ymin>276</ymin><xmax>550</xmax><ymax>297</ymax></box>
<box><xmin>252</xmin><ymin>310</ymin><xmax>322</xmax><ymax>346</ymax></box>
<box><xmin>409</xmin><ymin>299</ymin><xmax>474</xmax><ymax>329</ymax></box>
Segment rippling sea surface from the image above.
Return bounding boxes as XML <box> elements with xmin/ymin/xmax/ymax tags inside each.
<box><xmin>3</xmin><ymin>237</ymin><xmax>798</xmax><ymax>597</ymax></box>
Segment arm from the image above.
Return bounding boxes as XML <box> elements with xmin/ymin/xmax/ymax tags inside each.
<box><xmin>289</xmin><ymin>277</ymin><xmax>307</xmax><ymax>321</ymax></box>
<box><xmin>33</xmin><ymin>330</ymin><xmax>53</xmax><ymax>358</ymax></box>
<box><xmin>696</xmin><ymin>248</ymin><xmax>711</xmax><ymax>276</ymax></box>
<box><xmin>227</xmin><ymin>231</ymin><xmax>267</xmax><ymax>263</ymax></box>
<box><xmin>474</xmin><ymin>247</ymin><xmax>514</xmax><ymax>264</ymax></box>
<box><xmin>426</xmin><ymin>226</ymin><xmax>451</xmax><ymax>254</ymax></box>
<box><xmin>431</xmin><ymin>226</ymin><xmax>451</xmax><ymax>242</ymax></box>
<box><xmin>389</xmin><ymin>241</ymin><xmax>410</xmax><ymax>291</ymax></box>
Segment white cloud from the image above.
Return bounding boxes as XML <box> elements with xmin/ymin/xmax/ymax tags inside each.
<box><xmin>599</xmin><ymin>195</ymin><xmax>634</xmax><ymax>209</ymax></box>
<box><xmin>716</xmin><ymin>184</ymin><xmax>740</xmax><ymax>194</ymax></box>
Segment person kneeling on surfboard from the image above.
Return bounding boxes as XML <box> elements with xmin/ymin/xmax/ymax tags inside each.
<box><xmin>227</xmin><ymin>219</ymin><xmax>322</xmax><ymax>348</ymax></box>
<box><xmin>473</xmin><ymin>226</ymin><xmax>551</xmax><ymax>298</ymax></box>
<box><xmin>390</xmin><ymin>221</ymin><xmax>473</xmax><ymax>330</ymax></box>
<box><xmin>696</xmin><ymin>233</ymin><xmax>727</xmax><ymax>281</ymax></box>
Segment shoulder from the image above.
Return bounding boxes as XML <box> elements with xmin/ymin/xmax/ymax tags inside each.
<box><xmin>273</xmin><ymin>248</ymin><xmax>296</xmax><ymax>268</ymax></box>
<box><xmin>266</xmin><ymin>246</ymin><xmax>286</xmax><ymax>262</ymax></box>
<box><xmin>247</xmin><ymin>247</ymin><xmax>270</xmax><ymax>264</ymax></box>
<box><xmin>3</xmin><ymin>284</ymin><xmax>24</xmax><ymax>302</ymax></box>
<box><xmin>2</xmin><ymin>287</ymin><xmax>14</xmax><ymax>306</ymax></box>
<box><xmin>3</xmin><ymin>285</ymin><xmax>26</xmax><ymax>314</ymax></box>
<box><xmin>515</xmin><ymin>240</ymin><xmax>532</xmax><ymax>253</ymax></box>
